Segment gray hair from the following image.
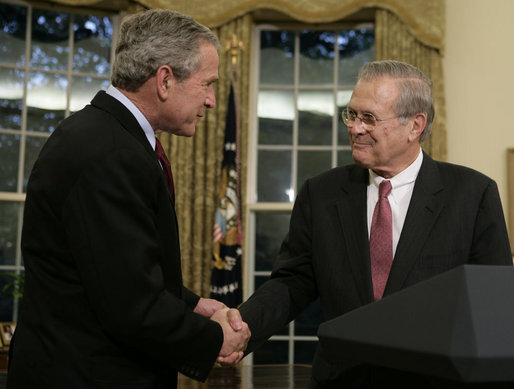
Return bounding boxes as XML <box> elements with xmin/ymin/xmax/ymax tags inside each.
<box><xmin>111</xmin><ymin>9</ymin><xmax>219</xmax><ymax>92</ymax></box>
<box><xmin>358</xmin><ymin>60</ymin><xmax>435</xmax><ymax>141</ymax></box>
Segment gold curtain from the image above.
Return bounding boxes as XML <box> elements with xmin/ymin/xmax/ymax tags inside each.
<box><xmin>157</xmin><ymin>15</ymin><xmax>252</xmax><ymax>296</ymax></box>
<box><xmin>375</xmin><ymin>9</ymin><xmax>447</xmax><ymax>160</ymax></box>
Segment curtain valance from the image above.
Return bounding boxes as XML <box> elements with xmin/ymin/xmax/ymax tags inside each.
<box><xmin>49</xmin><ymin>0</ymin><xmax>444</xmax><ymax>52</ymax></box>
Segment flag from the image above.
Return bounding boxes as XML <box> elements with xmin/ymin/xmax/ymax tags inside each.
<box><xmin>210</xmin><ymin>84</ymin><xmax>242</xmax><ymax>307</ymax></box>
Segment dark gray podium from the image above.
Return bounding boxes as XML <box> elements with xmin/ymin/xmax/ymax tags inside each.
<box><xmin>318</xmin><ymin>264</ymin><xmax>514</xmax><ymax>384</ymax></box>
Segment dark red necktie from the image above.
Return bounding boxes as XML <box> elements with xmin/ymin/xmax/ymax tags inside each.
<box><xmin>370</xmin><ymin>180</ymin><xmax>393</xmax><ymax>301</ymax></box>
<box><xmin>154</xmin><ymin>137</ymin><xmax>175</xmax><ymax>203</ymax></box>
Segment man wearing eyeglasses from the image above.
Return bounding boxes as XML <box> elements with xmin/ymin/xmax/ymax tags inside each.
<box><xmin>234</xmin><ymin>60</ymin><xmax>512</xmax><ymax>388</ymax></box>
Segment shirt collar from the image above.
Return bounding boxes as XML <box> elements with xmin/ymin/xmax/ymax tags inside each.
<box><xmin>106</xmin><ymin>85</ymin><xmax>156</xmax><ymax>150</ymax></box>
<box><xmin>369</xmin><ymin>148</ymin><xmax>424</xmax><ymax>190</ymax></box>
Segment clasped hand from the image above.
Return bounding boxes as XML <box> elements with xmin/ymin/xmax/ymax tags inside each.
<box><xmin>194</xmin><ymin>298</ymin><xmax>251</xmax><ymax>366</ymax></box>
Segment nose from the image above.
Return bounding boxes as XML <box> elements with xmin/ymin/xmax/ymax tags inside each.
<box><xmin>347</xmin><ymin>117</ymin><xmax>367</xmax><ymax>135</ymax></box>
<box><xmin>205</xmin><ymin>86</ymin><xmax>216</xmax><ymax>108</ymax></box>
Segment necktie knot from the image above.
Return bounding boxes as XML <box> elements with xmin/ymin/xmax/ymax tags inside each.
<box><xmin>154</xmin><ymin>137</ymin><xmax>175</xmax><ymax>203</ymax></box>
<box><xmin>379</xmin><ymin>180</ymin><xmax>392</xmax><ymax>198</ymax></box>
<box><xmin>155</xmin><ymin>138</ymin><xmax>168</xmax><ymax>165</ymax></box>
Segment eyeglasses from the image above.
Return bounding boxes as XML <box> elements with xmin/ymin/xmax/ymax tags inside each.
<box><xmin>341</xmin><ymin>108</ymin><xmax>398</xmax><ymax>129</ymax></box>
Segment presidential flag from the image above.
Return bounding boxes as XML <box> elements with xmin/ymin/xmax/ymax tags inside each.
<box><xmin>210</xmin><ymin>84</ymin><xmax>242</xmax><ymax>307</ymax></box>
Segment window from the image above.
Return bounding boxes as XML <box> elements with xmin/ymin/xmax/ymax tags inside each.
<box><xmin>246</xmin><ymin>24</ymin><xmax>374</xmax><ymax>364</ymax></box>
<box><xmin>0</xmin><ymin>0</ymin><xmax>117</xmax><ymax>321</ymax></box>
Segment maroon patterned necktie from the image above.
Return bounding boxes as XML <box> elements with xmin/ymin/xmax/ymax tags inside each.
<box><xmin>370</xmin><ymin>180</ymin><xmax>393</xmax><ymax>301</ymax></box>
<box><xmin>154</xmin><ymin>137</ymin><xmax>175</xmax><ymax>203</ymax></box>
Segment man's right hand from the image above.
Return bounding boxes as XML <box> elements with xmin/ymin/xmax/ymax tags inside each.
<box><xmin>210</xmin><ymin>308</ymin><xmax>251</xmax><ymax>366</ymax></box>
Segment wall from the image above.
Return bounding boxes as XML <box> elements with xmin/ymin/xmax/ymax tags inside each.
<box><xmin>444</xmin><ymin>0</ymin><xmax>514</xmax><ymax>233</ymax></box>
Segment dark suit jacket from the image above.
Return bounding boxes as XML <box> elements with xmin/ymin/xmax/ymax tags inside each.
<box><xmin>239</xmin><ymin>152</ymin><xmax>512</xmax><ymax>388</ymax></box>
<box><xmin>8</xmin><ymin>91</ymin><xmax>222</xmax><ymax>388</ymax></box>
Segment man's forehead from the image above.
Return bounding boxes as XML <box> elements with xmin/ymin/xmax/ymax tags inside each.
<box><xmin>196</xmin><ymin>45</ymin><xmax>219</xmax><ymax>77</ymax></box>
<box><xmin>351</xmin><ymin>78</ymin><xmax>398</xmax><ymax>101</ymax></box>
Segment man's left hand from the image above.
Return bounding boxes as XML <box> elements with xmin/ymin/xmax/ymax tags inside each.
<box><xmin>194</xmin><ymin>297</ymin><xmax>227</xmax><ymax>318</ymax></box>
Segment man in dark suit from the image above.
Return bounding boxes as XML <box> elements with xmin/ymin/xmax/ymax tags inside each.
<box><xmin>235</xmin><ymin>60</ymin><xmax>512</xmax><ymax>388</ymax></box>
<box><xmin>8</xmin><ymin>9</ymin><xmax>249</xmax><ymax>388</ymax></box>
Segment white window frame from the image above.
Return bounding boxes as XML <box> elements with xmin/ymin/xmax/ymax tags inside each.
<box><xmin>244</xmin><ymin>21</ymin><xmax>374</xmax><ymax>365</ymax></box>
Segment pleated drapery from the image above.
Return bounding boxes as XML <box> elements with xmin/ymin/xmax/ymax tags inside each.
<box><xmin>375</xmin><ymin>9</ymin><xmax>446</xmax><ymax>160</ymax></box>
<box><xmin>158</xmin><ymin>15</ymin><xmax>252</xmax><ymax>297</ymax></box>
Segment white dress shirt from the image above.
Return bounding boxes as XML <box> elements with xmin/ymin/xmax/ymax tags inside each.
<box><xmin>367</xmin><ymin>149</ymin><xmax>423</xmax><ymax>257</ymax></box>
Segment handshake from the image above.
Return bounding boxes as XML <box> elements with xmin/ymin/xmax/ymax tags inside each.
<box><xmin>194</xmin><ymin>298</ymin><xmax>251</xmax><ymax>366</ymax></box>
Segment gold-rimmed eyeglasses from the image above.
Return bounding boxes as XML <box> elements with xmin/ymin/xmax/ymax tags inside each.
<box><xmin>341</xmin><ymin>108</ymin><xmax>399</xmax><ymax>129</ymax></box>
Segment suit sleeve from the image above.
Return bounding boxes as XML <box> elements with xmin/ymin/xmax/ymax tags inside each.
<box><xmin>470</xmin><ymin>180</ymin><xmax>512</xmax><ymax>265</ymax></box>
<box><xmin>62</xmin><ymin>147</ymin><xmax>222</xmax><ymax>381</ymax></box>
<box><xmin>183</xmin><ymin>287</ymin><xmax>201</xmax><ymax>309</ymax></box>
<box><xmin>239</xmin><ymin>180</ymin><xmax>319</xmax><ymax>353</ymax></box>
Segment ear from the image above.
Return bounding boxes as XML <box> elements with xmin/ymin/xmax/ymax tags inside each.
<box><xmin>156</xmin><ymin>65</ymin><xmax>174</xmax><ymax>100</ymax></box>
<box><xmin>408</xmin><ymin>113</ymin><xmax>427</xmax><ymax>142</ymax></box>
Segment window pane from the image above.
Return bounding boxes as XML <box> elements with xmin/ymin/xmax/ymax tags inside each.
<box><xmin>0</xmin><ymin>3</ymin><xmax>27</xmax><ymax>66</ymax></box>
<box><xmin>253</xmin><ymin>340</ymin><xmax>289</xmax><ymax>364</ymax></box>
<box><xmin>257</xmin><ymin>150</ymin><xmax>292</xmax><ymax>202</ymax></box>
<box><xmin>258</xmin><ymin>90</ymin><xmax>294</xmax><ymax>145</ymax></box>
<box><xmin>0</xmin><ymin>273</ymin><xmax>14</xmax><ymax>321</ymax></box>
<box><xmin>260</xmin><ymin>30</ymin><xmax>294</xmax><ymax>85</ymax></box>
<box><xmin>338</xmin><ymin>28</ymin><xmax>375</xmax><ymax>86</ymax></box>
<box><xmin>0</xmin><ymin>67</ymin><xmax>24</xmax><ymax>130</ymax></box>
<box><xmin>337</xmin><ymin>90</ymin><xmax>352</xmax><ymax>146</ymax></box>
<box><xmin>0</xmin><ymin>202</ymin><xmax>20</xmax><ymax>265</ymax></box>
<box><xmin>300</xmin><ymin>31</ymin><xmax>334</xmax><ymax>85</ymax></box>
<box><xmin>294</xmin><ymin>341</ymin><xmax>318</xmax><ymax>364</ymax></box>
<box><xmin>30</xmin><ymin>9</ymin><xmax>70</xmax><ymax>71</ymax></box>
<box><xmin>255</xmin><ymin>211</ymin><xmax>290</xmax><ymax>271</ymax></box>
<box><xmin>338</xmin><ymin>121</ymin><xmax>350</xmax><ymax>146</ymax></box>
<box><xmin>295</xmin><ymin>299</ymin><xmax>322</xmax><ymax>336</ymax></box>
<box><xmin>298</xmin><ymin>90</ymin><xmax>333</xmax><ymax>145</ymax></box>
<box><xmin>338</xmin><ymin>150</ymin><xmax>353</xmax><ymax>167</ymax></box>
<box><xmin>24</xmin><ymin>135</ymin><xmax>47</xmax><ymax>189</ymax></box>
<box><xmin>70</xmin><ymin>76</ymin><xmax>109</xmax><ymax>113</ymax></box>
<box><xmin>0</xmin><ymin>133</ymin><xmax>20</xmax><ymax>191</ymax></box>
<box><xmin>297</xmin><ymin>150</ymin><xmax>331</xmax><ymax>188</ymax></box>
<box><xmin>27</xmin><ymin>72</ymin><xmax>67</xmax><ymax>133</ymax></box>
<box><xmin>254</xmin><ymin>275</ymin><xmax>269</xmax><ymax>290</ymax></box>
<box><xmin>73</xmin><ymin>15</ymin><xmax>112</xmax><ymax>76</ymax></box>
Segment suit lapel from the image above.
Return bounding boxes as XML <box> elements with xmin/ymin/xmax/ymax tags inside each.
<box><xmin>91</xmin><ymin>90</ymin><xmax>177</xmax><ymax>207</ymax></box>
<box><xmin>336</xmin><ymin>166</ymin><xmax>374</xmax><ymax>304</ymax></box>
<box><xmin>90</xmin><ymin>91</ymin><xmax>156</xmax><ymax>158</ymax></box>
<box><xmin>384</xmin><ymin>153</ymin><xmax>445</xmax><ymax>295</ymax></box>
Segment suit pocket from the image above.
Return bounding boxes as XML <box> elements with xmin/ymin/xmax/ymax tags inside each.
<box><xmin>408</xmin><ymin>250</ymin><xmax>467</xmax><ymax>283</ymax></box>
<box><xmin>418</xmin><ymin>250</ymin><xmax>466</xmax><ymax>268</ymax></box>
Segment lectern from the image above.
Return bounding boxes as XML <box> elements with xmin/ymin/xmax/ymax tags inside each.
<box><xmin>318</xmin><ymin>265</ymin><xmax>514</xmax><ymax>384</ymax></box>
